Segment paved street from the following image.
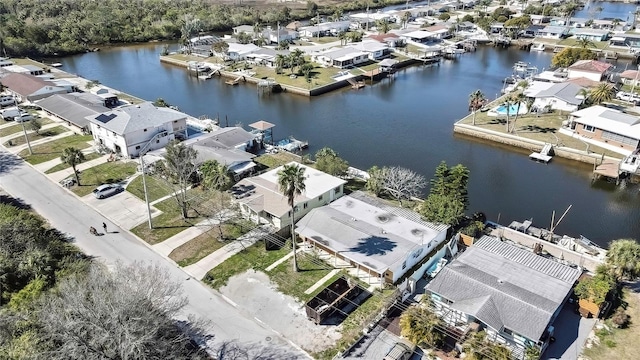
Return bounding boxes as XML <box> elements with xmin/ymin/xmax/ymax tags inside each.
<box><xmin>0</xmin><ymin>149</ymin><xmax>308</xmax><ymax>359</ymax></box>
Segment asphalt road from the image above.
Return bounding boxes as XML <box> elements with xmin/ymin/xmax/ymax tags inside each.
<box><xmin>0</xmin><ymin>149</ymin><xmax>307</xmax><ymax>359</ymax></box>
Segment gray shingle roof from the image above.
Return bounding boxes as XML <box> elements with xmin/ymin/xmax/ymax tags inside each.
<box><xmin>535</xmin><ymin>82</ymin><xmax>584</xmax><ymax>105</ymax></box>
<box><xmin>426</xmin><ymin>236</ymin><xmax>582</xmax><ymax>341</ymax></box>
<box><xmin>36</xmin><ymin>93</ymin><xmax>110</xmax><ymax>129</ymax></box>
<box><xmin>194</xmin><ymin>127</ymin><xmax>255</xmax><ymax>149</ymax></box>
<box><xmin>86</xmin><ymin>102</ymin><xmax>187</xmax><ymax>135</ymax></box>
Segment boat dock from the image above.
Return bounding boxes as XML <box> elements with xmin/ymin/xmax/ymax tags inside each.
<box><xmin>592</xmin><ymin>160</ymin><xmax>621</xmax><ymax>182</ymax></box>
<box><xmin>529</xmin><ymin>143</ymin><xmax>553</xmax><ymax>163</ymax></box>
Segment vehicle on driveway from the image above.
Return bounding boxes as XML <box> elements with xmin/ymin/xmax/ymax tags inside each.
<box><xmin>14</xmin><ymin>113</ymin><xmax>33</xmax><ymax>123</ymax></box>
<box><xmin>93</xmin><ymin>183</ymin><xmax>124</xmax><ymax>199</ymax></box>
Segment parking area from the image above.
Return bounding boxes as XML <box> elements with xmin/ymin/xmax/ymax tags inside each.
<box><xmin>543</xmin><ymin>303</ymin><xmax>597</xmax><ymax>360</ymax></box>
<box><xmin>82</xmin><ymin>189</ymin><xmax>159</xmax><ymax>230</ymax></box>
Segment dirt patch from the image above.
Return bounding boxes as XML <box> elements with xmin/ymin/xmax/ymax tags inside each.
<box><xmin>220</xmin><ymin>270</ymin><xmax>341</xmax><ymax>353</ymax></box>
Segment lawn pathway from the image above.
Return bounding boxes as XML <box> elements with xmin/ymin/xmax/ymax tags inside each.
<box><xmin>47</xmin><ymin>154</ymin><xmax>111</xmax><ymax>183</ymax></box>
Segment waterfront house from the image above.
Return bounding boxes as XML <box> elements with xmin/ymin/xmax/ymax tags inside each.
<box><xmin>572</xmin><ymin>28</ymin><xmax>610</xmax><ymax>42</ymax></box>
<box><xmin>2</xmin><ymin>64</ymin><xmax>45</xmax><ymax>76</ymax></box>
<box><xmin>312</xmin><ymin>47</ymin><xmax>369</xmax><ymax>68</ymax></box>
<box><xmin>566</xmin><ymin>105</ymin><xmax>640</xmax><ymax>154</ymax></box>
<box><xmin>86</xmin><ymin>102</ymin><xmax>188</xmax><ymax>158</ymax></box>
<box><xmin>295</xmin><ymin>191</ymin><xmax>449</xmax><ymax>285</ymax></box>
<box><xmin>350</xmin><ymin>12</ymin><xmax>393</xmax><ymax>30</ymax></box>
<box><xmin>522</xmin><ymin>25</ymin><xmax>545</xmax><ymax>38</ymax></box>
<box><xmin>620</xmin><ymin>70</ymin><xmax>640</xmax><ymax>86</ymax></box>
<box><xmin>36</xmin><ymin>93</ymin><xmax>111</xmax><ymax>132</ymax></box>
<box><xmin>530</xmin><ymin>15</ymin><xmax>549</xmax><ymax>25</ymax></box>
<box><xmin>537</xmin><ymin>25</ymin><xmax>568</xmax><ymax>39</ymax></box>
<box><xmin>567</xmin><ymin>60</ymin><xmax>612</xmax><ymax>82</ymax></box>
<box><xmin>89</xmin><ymin>87</ymin><xmax>119</xmax><ymax>107</ymax></box>
<box><xmin>352</xmin><ymin>40</ymin><xmax>391</xmax><ymax>60</ymax></box>
<box><xmin>529</xmin><ymin>82</ymin><xmax>586</xmax><ymax>112</ymax></box>
<box><xmin>367</xmin><ymin>33</ymin><xmax>402</xmax><ymax>47</ymax></box>
<box><xmin>0</xmin><ymin>57</ymin><xmax>13</xmax><ymax>68</ymax></box>
<box><xmin>457</xmin><ymin>21</ymin><xmax>476</xmax><ymax>32</ymax></box>
<box><xmin>402</xmin><ymin>30</ymin><xmax>435</xmax><ymax>44</ymax></box>
<box><xmin>489</xmin><ymin>23</ymin><xmax>504</xmax><ymax>34</ymax></box>
<box><xmin>425</xmin><ymin>236</ymin><xmax>582</xmax><ymax>358</ymax></box>
<box><xmin>231</xmin><ymin>162</ymin><xmax>346</xmax><ymax>230</ymax></box>
<box><xmin>0</xmin><ymin>72</ymin><xmax>67</xmax><ymax>102</ymax></box>
<box><xmin>423</xmin><ymin>24</ymin><xmax>451</xmax><ymax>40</ymax></box>
<box><xmin>246</xmin><ymin>48</ymin><xmax>290</xmax><ymax>68</ymax></box>
<box><xmin>226</xmin><ymin>43</ymin><xmax>262</xmax><ymax>61</ymax></box>
<box><xmin>298</xmin><ymin>21</ymin><xmax>351</xmax><ymax>38</ymax></box>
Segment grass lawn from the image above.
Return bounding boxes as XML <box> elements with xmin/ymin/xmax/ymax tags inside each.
<box><xmin>458</xmin><ymin>107</ymin><xmax>623</xmax><ymax>159</ymax></box>
<box><xmin>205</xmin><ymin>242</ymin><xmax>290</xmax><ymax>289</ymax></box>
<box><xmin>558</xmin><ymin>38</ymin><xmax>609</xmax><ymax>50</ymax></box>
<box><xmin>254</xmin><ymin>152</ymin><xmax>302</xmax><ymax>169</ymax></box>
<box><xmin>583</xmin><ymin>289</ymin><xmax>640</xmax><ymax>359</ymax></box>
<box><xmin>268</xmin><ymin>254</ymin><xmax>333</xmax><ymax>303</ymax></box>
<box><xmin>70</xmin><ymin>162</ymin><xmax>137</xmax><ymax>197</ymax></box>
<box><xmin>169</xmin><ymin>221</ymin><xmax>254</xmax><ymax>267</ymax></box>
<box><xmin>44</xmin><ymin>152</ymin><xmax>102</xmax><ymax>174</ymax></box>
<box><xmin>0</xmin><ymin>124</ymin><xmax>26</xmax><ymax>137</ymax></box>
<box><xmin>19</xmin><ymin>134</ymin><xmax>93</xmax><ymax>165</ymax></box>
<box><xmin>344</xmin><ymin>178</ymin><xmax>367</xmax><ymax>194</ymax></box>
<box><xmin>313</xmin><ymin>36</ymin><xmax>339</xmax><ymax>44</ymax></box>
<box><xmin>4</xmin><ymin>126</ymin><xmax>68</xmax><ymax>147</ymax></box>
<box><xmin>252</xmin><ymin>64</ymin><xmax>343</xmax><ymax>88</ymax></box>
<box><xmin>126</xmin><ymin>174</ymin><xmax>174</xmax><ymax>202</ymax></box>
<box><xmin>131</xmin><ymin>188</ymin><xmax>227</xmax><ymax>244</ymax></box>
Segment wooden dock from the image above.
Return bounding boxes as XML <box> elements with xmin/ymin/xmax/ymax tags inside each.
<box><xmin>347</xmin><ymin>78</ymin><xmax>365</xmax><ymax>89</ymax></box>
<box><xmin>226</xmin><ymin>75</ymin><xmax>244</xmax><ymax>85</ymax></box>
<box><xmin>593</xmin><ymin>160</ymin><xmax>621</xmax><ymax>182</ymax></box>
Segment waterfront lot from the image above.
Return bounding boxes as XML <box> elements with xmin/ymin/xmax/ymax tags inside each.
<box><xmin>19</xmin><ymin>134</ymin><xmax>93</xmax><ymax>164</ymax></box>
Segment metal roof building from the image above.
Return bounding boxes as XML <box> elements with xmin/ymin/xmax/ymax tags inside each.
<box><xmin>36</xmin><ymin>93</ymin><xmax>111</xmax><ymax>130</ymax></box>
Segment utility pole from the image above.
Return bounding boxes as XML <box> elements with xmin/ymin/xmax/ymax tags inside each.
<box><xmin>139</xmin><ymin>154</ymin><xmax>153</xmax><ymax>229</ymax></box>
<box><xmin>15</xmin><ymin>96</ymin><xmax>32</xmax><ymax>155</ymax></box>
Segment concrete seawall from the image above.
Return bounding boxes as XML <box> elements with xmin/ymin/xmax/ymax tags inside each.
<box><xmin>453</xmin><ymin>123</ymin><xmax>620</xmax><ymax>165</ymax></box>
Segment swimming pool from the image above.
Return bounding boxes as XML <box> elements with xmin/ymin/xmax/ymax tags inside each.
<box><xmin>488</xmin><ymin>102</ymin><xmax>528</xmax><ymax>117</ymax></box>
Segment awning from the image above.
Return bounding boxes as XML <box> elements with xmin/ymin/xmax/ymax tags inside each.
<box><xmin>230</xmin><ymin>161</ymin><xmax>257</xmax><ymax>174</ymax></box>
<box><xmin>610</xmin><ymin>37</ymin><xmax>626</xmax><ymax>42</ymax></box>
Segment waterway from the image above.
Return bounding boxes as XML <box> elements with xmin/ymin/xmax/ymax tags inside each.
<box><xmin>57</xmin><ymin>43</ymin><xmax>640</xmax><ymax>247</ymax></box>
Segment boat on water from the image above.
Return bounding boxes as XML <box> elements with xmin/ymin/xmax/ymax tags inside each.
<box><xmin>530</xmin><ymin>43</ymin><xmax>545</xmax><ymax>52</ymax></box>
<box><xmin>274</xmin><ymin>136</ymin><xmax>309</xmax><ymax>152</ymax></box>
<box><xmin>513</xmin><ymin>61</ymin><xmax>530</xmax><ymax>72</ymax></box>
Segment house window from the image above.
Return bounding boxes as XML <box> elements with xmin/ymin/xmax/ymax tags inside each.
<box><xmin>318</xmin><ymin>195</ymin><xmax>323</xmax><ymax>201</ymax></box>
<box><xmin>584</xmin><ymin>125</ymin><xmax>596</xmax><ymax>133</ymax></box>
<box><xmin>112</xmin><ymin>131</ymin><xmax>116</xmax><ymax>136</ymax></box>
<box><xmin>334</xmin><ymin>186</ymin><xmax>341</xmax><ymax>194</ymax></box>
<box><xmin>503</xmin><ymin>327</ymin><xmax>514</xmax><ymax>336</ymax></box>
<box><xmin>173</xmin><ymin>120</ymin><xmax>178</xmax><ymax>123</ymax></box>
<box><xmin>135</xmin><ymin>145</ymin><xmax>141</xmax><ymax>150</ymax></box>
<box><xmin>402</xmin><ymin>261</ymin><xmax>407</xmax><ymax>270</ymax></box>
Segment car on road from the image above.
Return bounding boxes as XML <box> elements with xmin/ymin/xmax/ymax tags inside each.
<box><xmin>615</xmin><ymin>91</ymin><xmax>640</xmax><ymax>104</ymax></box>
<box><xmin>383</xmin><ymin>342</ymin><xmax>413</xmax><ymax>360</ymax></box>
<box><xmin>93</xmin><ymin>183</ymin><xmax>124</xmax><ymax>199</ymax></box>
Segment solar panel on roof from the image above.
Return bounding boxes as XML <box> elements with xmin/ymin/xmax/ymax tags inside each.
<box><xmin>95</xmin><ymin>113</ymin><xmax>117</xmax><ymax>123</ymax></box>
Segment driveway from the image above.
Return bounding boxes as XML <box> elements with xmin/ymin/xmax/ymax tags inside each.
<box><xmin>543</xmin><ymin>303</ymin><xmax>597</xmax><ymax>360</ymax></box>
<box><xmin>82</xmin><ymin>189</ymin><xmax>160</xmax><ymax>230</ymax></box>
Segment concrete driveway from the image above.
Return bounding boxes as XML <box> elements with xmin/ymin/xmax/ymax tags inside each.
<box><xmin>82</xmin><ymin>187</ymin><xmax>160</xmax><ymax>230</ymax></box>
<box><xmin>543</xmin><ymin>303</ymin><xmax>597</xmax><ymax>360</ymax></box>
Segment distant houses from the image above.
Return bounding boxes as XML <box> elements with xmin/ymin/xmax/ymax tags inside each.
<box><xmin>0</xmin><ymin>72</ymin><xmax>68</xmax><ymax>102</ymax></box>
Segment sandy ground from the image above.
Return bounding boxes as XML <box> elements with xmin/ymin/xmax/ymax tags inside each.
<box><xmin>220</xmin><ymin>270</ymin><xmax>342</xmax><ymax>353</ymax></box>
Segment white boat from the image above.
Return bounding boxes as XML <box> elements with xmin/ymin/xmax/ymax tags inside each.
<box><xmin>530</xmin><ymin>43</ymin><xmax>545</xmax><ymax>52</ymax></box>
<box><xmin>274</xmin><ymin>136</ymin><xmax>308</xmax><ymax>152</ymax></box>
<box><xmin>513</xmin><ymin>61</ymin><xmax>530</xmax><ymax>72</ymax></box>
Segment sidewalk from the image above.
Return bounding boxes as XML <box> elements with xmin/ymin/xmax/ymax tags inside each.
<box><xmin>33</xmin><ymin>147</ymin><xmax>96</xmax><ymax>172</ymax></box>
<box><xmin>3</xmin><ymin>130</ymin><xmax>75</xmax><ymax>154</ymax></box>
<box><xmin>152</xmin><ymin>219</ymin><xmax>217</xmax><ymax>257</ymax></box>
<box><xmin>46</xmin><ymin>153</ymin><xmax>111</xmax><ymax>183</ymax></box>
<box><xmin>184</xmin><ymin>226</ymin><xmax>271</xmax><ymax>280</ymax></box>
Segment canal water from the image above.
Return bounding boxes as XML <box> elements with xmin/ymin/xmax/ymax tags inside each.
<box><xmin>57</xmin><ymin>43</ymin><xmax>640</xmax><ymax>247</ymax></box>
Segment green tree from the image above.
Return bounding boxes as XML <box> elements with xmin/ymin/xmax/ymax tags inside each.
<box><xmin>237</xmin><ymin>32</ymin><xmax>252</xmax><ymax>44</ymax></box>
<box><xmin>606</xmin><ymin>239</ymin><xmax>640</xmax><ymax>280</ymax></box>
<box><xmin>212</xmin><ymin>40</ymin><xmax>229</xmax><ymax>55</ymax></box>
<box><xmin>300</xmin><ymin>63</ymin><xmax>315</xmax><ymax>82</ymax></box>
<box><xmin>199</xmin><ymin>160</ymin><xmax>233</xmax><ymax>191</ymax></box>
<box><xmin>60</xmin><ymin>147</ymin><xmax>85</xmax><ymax>186</ymax></box>
<box><xmin>509</xmin><ymin>92</ymin><xmax>526</xmax><ymax>133</ymax></box>
<box><xmin>366</xmin><ymin>166</ymin><xmax>385</xmax><ymax>196</ymax></box>
<box><xmin>574</xmin><ymin>266</ymin><xmax>616</xmax><ymax>305</ymax></box>
<box><xmin>153</xmin><ymin>97</ymin><xmax>170</xmax><ymax>107</ymax></box>
<box><xmin>576</xmin><ymin>37</ymin><xmax>595</xmax><ymax>49</ymax></box>
<box><xmin>315</xmin><ymin>147</ymin><xmax>349</xmax><ymax>177</ymax></box>
<box><xmin>468</xmin><ymin>89</ymin><xmax>486</xmax><ymax>126</ymax></box>
<box><xmin>275</xmin><ymin>53</ymin><xmax>287</xmax><ymax>74</ymax></box>
<box><xmin>277</xmin><ymin>163</ymin><xmax>306</xmax><ymax>272</ymax></box>
<box><xmin>376</xmin><ymin>20</ymin><xmax>390</xmax><ymax>34</ymax></box>
<box><xmin>588</xmin><ymin>83</ymin><xmax>615</xmax><ymax>105</ymax></box>
<box><xmin>160</xmin><ymin>140</ymin><xmax>198</xmax><ymax>219</ymax></box>
<box><xmin>420</xmin><ymin>162</ymin><xmax>470</xmax><ymax>226</ymax></box>
<box><xmin>439</xmin><ymin>13</ymin><xmax>451</xmax><ymax>21</ymax></box>
<box><xmin>551</xmin><ymin>47</ymin><xmax>596</xmax><ymax>68</ymax></box>
<box><xmin>28</xmin><ymin>118</ymin><xmax>42</xmax><ymax>135</ymax></box>
<box><xmin>399</xmin><ymin>305</ymin><xmax>442</xmax><ymax>346</ymax></box>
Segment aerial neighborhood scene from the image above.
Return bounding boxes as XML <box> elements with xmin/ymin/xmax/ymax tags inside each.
<box><xmin>3</xmin><ymin>0</ymin><xmax>640</xmax><ymax>359</ymax></box>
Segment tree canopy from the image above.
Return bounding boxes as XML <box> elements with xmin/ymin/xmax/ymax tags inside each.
<box><xmin>606</xmin><ymin>239</ymin><xmax>640</xmax><ymax>280</ymax></box>
<box><xmin>420</xmin><ymin>161</ymin><xmax>470</xmax><ymax>226</ymax></box>
<box><xmin>314</xmin><ymin>147</ymin><xmax>349</xmax><ymax>177</ymax></box>
<box><xmin>551</xmin><ymin>47</ymin><xmax>596</xmax><ymax>68</ymax></box>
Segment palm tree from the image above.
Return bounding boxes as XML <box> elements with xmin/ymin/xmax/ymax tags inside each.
<box><xmin>589</xmin><ymin>83</ymin><xmax>615</xmax><ymax>104</ymax></box>
<box><xmin>401</xmin><ymin>11</ymin><xmax>411</xmax><ymax>29</ymax></box>
<box><xmin>60</xmin><ymin>147</ymin><xmax>85</xmax><ymax>186</ymax></box>
<box><xmin>289</xmin><ymin>48</ymin><xmax>305</xmax><ymax>74</ymax></box>
<box><xmin>510</xmin><ymin>92</ymin><xmax>526</xmax><ymax>133</ymax></box>
<box><xmin>275</xmin><ymin>53</ymin><xmax>286</xmax><ymax>74</ymax></box>
<box><xmin>606</xmin><ymin>239</ymin><xmax>640</xmax><ymax>280</ymax></box>
<box><xmin>576</xmin><ymin>37</ymin><xmax>595</xmax><ymax>49</ymax></box>
<box><xmin>277</xmin><ymin>164</ymin><xmax>306</xmax><ymax>272</ymax></box>
<box><xmin>376</xmin><ymin>20</ymin><xmax>390</xmax><ymax>34</ymax></box>
<box><xmin>200</xmin><ymin>160</ymin><xmax>233</xmax><ymax>191</ymax></box>
<box><xmin>468</xmin><ymin>90</ymin><xmax>486</xmax><ymax>126</ymax></box>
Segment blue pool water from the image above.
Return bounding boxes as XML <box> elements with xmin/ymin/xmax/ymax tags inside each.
<box><xmin>496</xmin><ymin>103</ymin><xmax>522</xmax><ymax>115</ymax></box>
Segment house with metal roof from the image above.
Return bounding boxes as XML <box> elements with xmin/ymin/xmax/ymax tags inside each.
<box><xmin>351</xmin><ymin>40</ymin><xmax>391</xmax><ymax>60</ymax></box>
<box><xmin>312</xmin><ymin>47</ymin><xmax>369</xmax><ymax>68</ymax></box>
<box><xmin>189</xmin><ymin>127</ymin><xmax>259</xmax><ymax>179</ymax></box>
<box><xmin>528</xmin><ymin>82</ymin><xmax>586</xmax><ymax>112</ymax></box>
<box><xmin>36</xmin><ymin>93</ymin><xmax>111</xmax><ymax>131</ymax></box>
<box><xmin>86</xmin><ymin>102</ymin><xmax>188</xmax><ymax>158</ymax></box>
<box><xmin>565</xmin><ymin>105</ymin><xmax>640</xmax><ymax>155</ymax></box>
<box><xmin>537</xmin><ymin>25</ymin><xmax>568</xmax><ymax>39</ymax></box>
<box><xmin>426</xmin><ymin>236</ymin><xmax>582</xmax><ymax>357</ymax></box>
<box><xmin>572</xmin><ymin>28</ymin><xmax>610</xmax><ymax>42</ymax></box>
<box><xmin>0</xmin><ymin>72</ymin><xmax>68</xmax><ymax>102</ymax></box>
<box><xmin>232</xmin><ymin>162</ymin><xmax>346</xmax><ymax>230</ymax></box>
<box><xmin>295</xmin><ymin>191</ymin><xmax>449</xmax><ymax>284</ymax></box>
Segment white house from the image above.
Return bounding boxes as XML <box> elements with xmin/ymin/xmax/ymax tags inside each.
<box><xmin>573</xmin><ymin>28</ymin><xmax>610</xmax><ymax>42</ymax></box>
<box><xmin>298</xmin><ymin>21</ymin><xmax>351</xmax><ymax>37</ymax></box>
<box><xmin>402</xmin><ymin>30</ymin><xmax>434</xmax><ymax>44</ymax></box>
<box><xmin>352</xmin><ymin>40</ymin><xmax>391</xmax><ymax>60</ymax></box>
<box><xmin>296</xmin><ymin>191</ymin><xmax>449</xmax><ymax>285</ymax></box>
<box><xmin>232</xmin><ymin>162</ymin><xmax>346</xmax><ymax>230</ymax></box>
<box><xmin>226</xmin><ymin>43</ymin><xmax>262</xmax><ymax>61</ymax></box>
<box><xmin>537</xmin><ymin>25</ymin><xmax>568</xmax><ymax>39</ymax></box>
<box><xmin>2</xmin><ymin>64</ymin><xmax>45</xmax><ymax>76</ymax></box>
<box><xmin>0</xmin><ymin>72</ymin><xmax>67</xmax><ymax>102</ymax></box>
<box><xmin>565</xmin><ymin>105</ymin><xmax>640</xmax><ymax>154</ymax></box>
<box><xmin>620</xmin><ymin>70</ymin><xmax>640</xmax><ymax>86</ymax></box>
<box><xmin>86</xmin><ymin>102</ymin><xmax>188</xmax><ymax>158</ymax></box>
<box><xmin>233</xmin><ymin>25</ymin><xmax>255</xmax><ymax>36</ymax></box>
<box><xmin>423</xmin><ymin>24</ymin><xmax>451</xmax><ymax>40</ymax></box>
<box><xmin>426</xmin><ymin>236</ymin><xmax>582</xmax><ymax>357</ymax></box>
<box><xmin>529</xmin><ymin>82</ymin><xmax>586</xmax><ymax>112</ymax></box>
<box><xmin>567</xmin><ymin>60</ymin><xmax>612</xmax><ymax>82</ymax></box>
<box><xmin>312</xmin><ymin>47</ymin><xmax>369</xmax><ymax>68</ymax></box>
<box><xmin>262</xmin><ymin>28</ymin><xmax>298</xmax><ymax>44</ymax></box>
<box><xmin>89</xmin><ymin>86</ymin><xmax>119</xmax><ymax>107</ymax></box>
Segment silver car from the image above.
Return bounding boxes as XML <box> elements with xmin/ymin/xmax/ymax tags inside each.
<box><xmin>92</xmin><ymin>183</ymin><xmax>123</xmax><ymax>199</ymax></box>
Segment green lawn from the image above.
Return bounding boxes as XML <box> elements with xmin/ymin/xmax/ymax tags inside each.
<box><xmin>268</xmin><ymin>254</ymin><xmax>333</xmax><ymax>303</ymax></box>
<box><xmin>169</xmin><ymin>221</ymin><xmax>254</xmax><ymax>267</ymax></box>
<box><xmin>44</xmin><ymin>152</ymin><xmax>102</xmax><ymax>174</ymax></box>
<box><xmin>204</xmin><ymin>242</ymin><xmax>290</xmax><ymax>289</ymax></box>
<box><xmin>19</xmin><ymin>134</ymin><xmax>93</xmax><ymax>165</ymax></box>
<box><xmin>4</xmin><ymin>126</ymin><xmax>68</xmax><ymax>147</ymax></box>
<box><xmin>254</xmin><ymin>152</ymin><xmax>302</xmax><ymax>169</ymax></box>
<box><xmin>131</xmin><ymin>188</ymin><xmax>226</xmax><ymax>244</ymax></box>
<box><xmin>126</xmin><ymin>174</ymin><xmax>174</xmax><ymax>203</ymax></box>
<box><xmin>0</xmin><ymin>124</ymin><xmax>25</xmax><ymax>137</ymax></box>
<box><xmin>70</xmin><ymin>162</ymin><xmax>137</xmax><ymax>197</ymax></box>
<box><xmin>252</xmin><ymin>64</ymin><xmax>343</xmax><ymax>88</ymax></box>
<box><xmin>558</xmin><ymin>38</ymin><xmax>609</xmax><ymax>50</ymax></box>
<box><xmin>312</xmin><ymin>36</ymin><xmax>339</xmax><ymax>44</ymax></box>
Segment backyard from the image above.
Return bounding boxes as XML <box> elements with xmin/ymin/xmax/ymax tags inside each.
<box><xmin>254</xmin><ymin>151</ymin><xmax>303</xmax><ymax>169</ymax></box>
<box><xmin>18</xmin><ymin>134</ymin><xmax>93</xmax><ymax>164</ymax></box>
<box><xmin>70</xmin><ymin>161</ymin><xmax>138</xmax><ymax>197</ymax></box>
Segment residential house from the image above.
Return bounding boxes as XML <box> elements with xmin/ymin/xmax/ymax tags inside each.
<box><xmin>537</xmin><ymin>25</ymin><xmax>568</xmax><ymax>39</ymax></box>
<box><xmin>295</xmin><ymin>191</ymin><xmax>449</xmax><ymax>285</ymax></box>
<box><xmin>233</xmin><ymin>25</ymin><xmax>255</xmax><ymax>36</ymax></box>
<box><xmin>2</xmin><ymin>64</ymin><xmax>45</xmax><ymax>76</ymax></box>
<box><xmin>312</xmin><ymin>47</ymin><xmax>369</xmax><ymax>68</ymax></box>
<box><xmin>246</xmin><ymin>48</ymin><xmax>290</xmax><ymax>68</ymax></box>
<box><xmin>352</xmin><ymin>41</ymin><xmax>391</xmax><ymax>60</ymax></box>
<box><xmin>522</xmin><ymin>25</ymin><xmax>545</xmax><ymax>38</ymax></box>
<box><xmin>568</xmin><ymin>17</ymin><xmax>589</xmax><ymax>28</ymax></box>
<box><xmin>262</xmin><ymin>28</ymin><xmax>298</xmax><ymax>44</ymax></box>
<box><xmin>89</xmin><ymin>87</ymin><xmax>119</xmax><ymax>107</ymax></box>
<box><xmin>426</xmin><ymin>236</ymin><xmax>582</xmax><ymax>357</ymax></box>
<box><xmin>609</xmin><ymin>34</ymin><xmax>640</xmax><ymax>51</ymax></box>
<box><xmin>620</xmin><ymin>70</ymin><xmax>640</xmax><ymax>86</ymax></box>
<box><xmin>528</xmin><ymin>82</ymin><xmax>586</xmax><ymax>112</ymax></box>
<box><xmin>423</xmin><ymin>24</ymin><xmax>451</xmax><ymax>40</ymax></box>
<box><xmin>573</xmin><ymin>28</ymin><xmax>610</xmax><ymax>42</ymax></box>
<box><xmin>298</xmin><ymin>21</ymin><xmax>351</xmax><ymax>38</ymax></box>
<box><xmin>367</xmin><ymin>33</ymin><xmax>403</xmax><ymax>47</ymax></box>
<box><xmin>350</xmin><ymin>12</ymin><xmax>394</xmax><ymax>30</ymax></box>
<box><xmin>0</xmin><ymin>57</ymin><xmax>13</xmax><ymax>68</ymax></box>
<box><xmin>489</xmin><ymin>23</ymin><xmax>504</xmax><ymax>34</ymax></box>
<box><xmin>0</xmin><ymin>72</ymin><xmax>67</xmax><ymax>102</ymax></box>
<box><xmin>566</xmin><ymin>105</ymin><xmax>640</xmax><ymax>154</ymax></box>
<box><xmin>86</xmin><ymin>102</ymin><xmax>188</xmax><ymax>158</ymax></box>
<box><xmin>457</xmin><ymin>21</ymin><xmax>476</xmax><ymax>32</ymax></box>
<box><xmin>530</xmin><ymin>15</ymin><xmax>549</xmax><ymax>25</ymax></box>
<box><xmin>567</xmin><ymin>60</ymin><xmax>612</xmax><ymax>82</ymax></box>
<box><xmin>402</xmin><ymin>30</ymin><xmax>434</xmax><ymax>44</ymax></box>
<box><xmin>36</xmin><ymin>93</ymin><xmax>111</xmax><ymax>131</ymax></box>
<box><xmin>226</xmin><ymin>43</ymin><xmax>262</xmax><ymax>61</ymax></box>
<box><xmin>232</xmin><ymin>162</ymin><xmax>346</xmax><ymax>230</ymax></box>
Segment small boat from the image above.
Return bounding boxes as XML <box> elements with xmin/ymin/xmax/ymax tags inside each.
<box><xmin>530</xmin><ymin>43</ymin><xmax>545</xmax><ymax>52</ymax></box>
<box><xmin>274</xmin><ymin>136</ymin><xmax>309</xmax><ymax>152</ymax></box>
<box><xmin>513</xmin><ymin>61</ymin><xmax>530</xmax><ymax>72</ymax></box>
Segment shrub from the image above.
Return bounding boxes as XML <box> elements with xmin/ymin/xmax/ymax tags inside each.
<box><xmin>611</xmin><ymin>308</ymin><xmax>630</xmax><ymax>328</ymax></box>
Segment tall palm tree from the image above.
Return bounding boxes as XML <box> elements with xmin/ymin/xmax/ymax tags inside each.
<box><xmin>468</xmin><ymin>90</ymin><xmax>486</xmax><ymax>126</ymax></box>
<box><xmin>589</xmin><ymin>83</ymin><xmax>615</xmax><ymax>104</ymax></box>
<box><xmin>510</xmin><ymin>92</ymin><xmax>526</xmax><ymax>133</ymax></box>
<box><xmin>60</xmin><ymin>147</ymin><xmax>85</xmax><ymax>186</ymax></box>
<box><xmin>200</xmin><ymin>160</ymin><xmax>233</xmax><ymax>191</ymax></box>
<box><xmin>277</xmin><ymin>164</ymin><xmax>306</xmax><ymax>272</ymax></box>
<box><xmin>606</xmin><ymin>239</ymin><xmax>640</xmax><ymax>280</ymax></box>
<box><xmin>576</xmin><ymin>37</ymin><xmax>595</xmax><ymax>49</ymax></box>
<box><xmin>275</xmin><ymin>53</ymin><xmax>286</xmax><ymax>74</ymax></box>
